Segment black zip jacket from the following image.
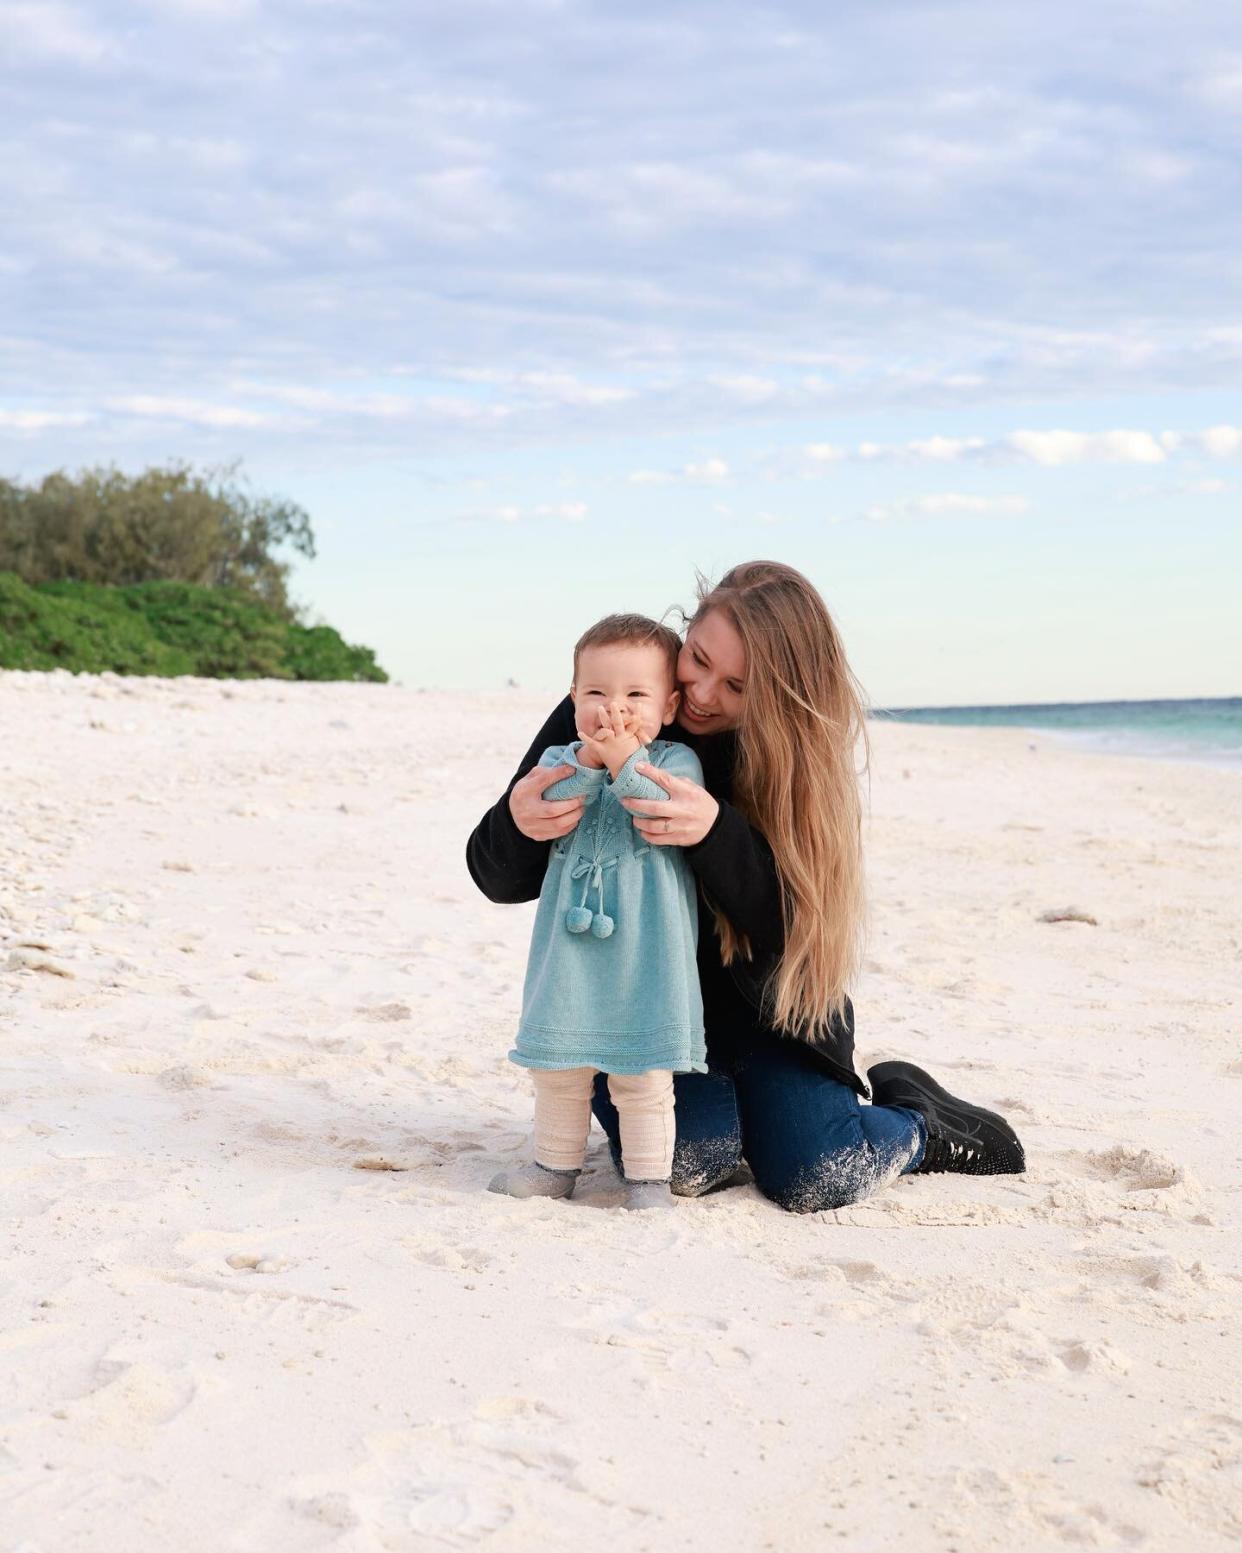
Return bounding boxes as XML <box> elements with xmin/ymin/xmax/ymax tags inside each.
<box><xmin>465</xmin><ymin>696</ymin><xmax>867</xmax><ymax>1097</ymax></box>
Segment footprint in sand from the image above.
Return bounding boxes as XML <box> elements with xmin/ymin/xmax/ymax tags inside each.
<box><xmin>404</xmin><ymin>1239</ymin><xmax>498</xmax><ymax>1275</ymax></box>
<box><xmin>1057</xmin><ymin>1337</ymin><xmax>1133</xmax><ymax>1374</ymax></box>
<box><xmin>569</xmin><ymin>1302</ymin><xmax>753</xmax><ymax>1372</ymax></box>
<box><xmin>1137</xmin><ymin>1411</ymin><xmax>1242</xmax><ymax>1541</ymax></box>
<box><xmin>949</xmin><ymin>1464</ymin><xmax>1146</xmax><ymax>1548</ymax></box>
<box><xmin>67</xmin><ymin>1357</ymin><xmax>196</xmax><ymax>1441</ymax></box>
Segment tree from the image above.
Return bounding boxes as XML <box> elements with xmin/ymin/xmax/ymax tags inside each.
<box><xmin>0</xmin><ymin>461</ymin><xmax>315</xmax><ymax>620</ymax></box>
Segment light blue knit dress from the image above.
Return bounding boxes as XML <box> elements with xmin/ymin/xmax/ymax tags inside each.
<box><xmin>509</xmin><ymin>739</ymin><xmax>707</xmax><ymax>1075</ymax></box>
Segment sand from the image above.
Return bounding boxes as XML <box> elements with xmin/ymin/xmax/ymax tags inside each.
<box><xmin>1</xmin><ymin>670</ymin><xmax>1239</xmax><ymax>1552</ymax></box>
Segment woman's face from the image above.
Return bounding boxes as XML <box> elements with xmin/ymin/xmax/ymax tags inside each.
<box><xmin>675</xmin><ymin>608</ymin><xmax>746</xmax><ymax>734</ymax></box>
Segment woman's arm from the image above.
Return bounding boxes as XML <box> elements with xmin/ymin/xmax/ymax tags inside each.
<box><xmin>465</xmin><ymin>697</ymin><xmax>579</xmax><ymax>904</ymax></box>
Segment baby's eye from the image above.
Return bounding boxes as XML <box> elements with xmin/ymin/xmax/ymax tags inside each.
<box><xmin>630</xmin><ymin>691</ymin><xmax>647</xmax><ymax>698</ymax></box>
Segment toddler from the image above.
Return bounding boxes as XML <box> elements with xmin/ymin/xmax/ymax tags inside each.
<box><xmin>488</xmin><ymin>614</ymin><xmax>706</xmax><ymax>1210</ymax></box>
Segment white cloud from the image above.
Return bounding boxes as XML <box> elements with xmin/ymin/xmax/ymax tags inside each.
<box><xmin>460</xmin><ymin>501</ymin><xmax>587</xmax><ymax>523</ymax></box>
<box><xmin>684</xmin><ymin>458</ymin><xmax>730</xmax><ymax>484</ymax></box>
<box><xmin>2</xmin><ymin>2</ymin><xmax>117</xmax><ymax>64</ymax></box>
<box><xmin>863</xmin><ymin>493</ymin><xmax>1030</xmax><ymax>522</ymax></box>
<box><xmin>1126</xmin><ymin>477</ymin><xmax>1229</xmax><ymax>500</ymax></box>
<box><xmin>855</xmin><ymin>435</ymin><xmax>987</xmax><ymax>462</ymax></box>
<box><xmin>1198</xmin><ymin>57</ymin><xmax>1242</xmax><ymax>113</ymax></box>
<box><xmin>628</xmin><ymin>458</ymin><xmax>730</xmax><ymax>485</ymax></box>
<box><xmin>802</xmin><ymin>426</ymin><xmax>1189</xmax><ymax>472</ymax></box>
<box><xmin>905</xmin><ymin>435</ymin><xmax>988</xmax><ymax>461</ymax></box>
<box><xmin>0</xmin><ymin>408</ymin><xmax>92</xmax><ymax>430</ymax></box>
<box><xmin>1002</xmin><ymin>428</ymin><xmax>1167</xmax><ymax>466</ymax></box>
<box><xmin>105</xmin><ymin>396</ymin><xmax>275</xmax><ymax>428</ymax></box>
<box><xmin>1197</xmin><ymin>425</ymin><xmax>1242</xmax><ymax>457</ymax></box>
<box><xmin>515</xmin><ymin>373</ymin><xmax>633</xmax><ymax>406</ymax></box>
<box><xmin>710</xmin><ymin>375</ymin><xmax>780</xmax><ymax>404</ymax></box>
<box><xmin>7</xmin><ymin>4</ymin><xmax>1242</xmax><ymax>477</ymax></box>
<box><xmin>533</xmin><ymin>501</ymin><xmax>587</xmax><ymax>521</ymax></box>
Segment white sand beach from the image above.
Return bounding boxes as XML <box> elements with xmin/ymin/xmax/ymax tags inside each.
<box><xmin>2</xmin><ymin>670</ymin><xmax>1239</xmax><ymax>1552</ymax></box>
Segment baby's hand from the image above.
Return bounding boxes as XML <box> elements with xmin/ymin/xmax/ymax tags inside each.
<box><xmin>582</xmin><ymin>701</ymin><xmax>642</xmax><ymax>777</ymax></box>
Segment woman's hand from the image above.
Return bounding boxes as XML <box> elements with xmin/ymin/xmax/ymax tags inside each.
<box><xmin>508</xmin><ymin>764</ymin><xmax>586</xmax><ymax>841</ymax></box>
<box><xmin>620</xmin><ymin>765</ymin><xmax>719</xmax><ymax>847</ymax></box>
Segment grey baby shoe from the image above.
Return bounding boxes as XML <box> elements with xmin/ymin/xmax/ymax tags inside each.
<box><xmin>487</xmin><ymin>1161</ymin><xmax>579</xmax><ymax>1200</ymax></box>
<box><xmin>621</xmin><ymin>1180</ymin><xmax>675</xmax><ymax>1211</ymax></box>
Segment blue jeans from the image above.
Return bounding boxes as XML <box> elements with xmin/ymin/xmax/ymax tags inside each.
<box><xmin>591</xmin><ymin>1038</ymin><xmax>927</xmax><ymax>1214</ymax></box>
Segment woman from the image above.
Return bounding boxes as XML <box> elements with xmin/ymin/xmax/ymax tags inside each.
<box><xmin>467</xmin><ymin>561</ymin><xmax>1025</xmax><ymax>1212</ymax></box>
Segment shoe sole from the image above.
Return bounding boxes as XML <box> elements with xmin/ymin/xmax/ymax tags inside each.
<box><xmin>868</xmin><ymin>1061</ymin><xmax>1026</xmax><ymax>1175</ymax></box>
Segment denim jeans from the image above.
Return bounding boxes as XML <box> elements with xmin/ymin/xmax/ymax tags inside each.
<box><xmin>591</xmin><ymin>1037</ymin><xmax>927</xmax><ymax>1214</ymax></box>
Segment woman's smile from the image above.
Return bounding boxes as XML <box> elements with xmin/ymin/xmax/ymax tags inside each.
<box><xmin>675</xmin><ymin>608</ymin><xmax>746</xmax><ymax>733</ymax></box>
<box><xmin>681</xmin><ymin>693</ymin><xmax>719</xmax><ymax>725</ymax></box>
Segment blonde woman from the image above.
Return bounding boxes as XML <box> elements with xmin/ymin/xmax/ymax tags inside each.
<box><xmin>468</xmin><ymin>561</ymin><xmax>1025</xmax><ymax>1212</ymax></box>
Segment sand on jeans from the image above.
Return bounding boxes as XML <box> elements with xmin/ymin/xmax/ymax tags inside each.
<box><xmin>1</xmin><ymin>669</ymin><xmax>1240</xmax><ymax>1553</ymax></box>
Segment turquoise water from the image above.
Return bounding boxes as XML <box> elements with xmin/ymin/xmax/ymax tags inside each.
<box><xmin>873</xmin><ymin>696</ymin><xmax>1242</xmax><ymax>766</ymax></box>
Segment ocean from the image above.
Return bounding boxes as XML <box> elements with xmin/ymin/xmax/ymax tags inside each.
<box><xmin>873</xmin><ymin>696</ymin><xmax>1242</xmax><ymax>767</ymax></box>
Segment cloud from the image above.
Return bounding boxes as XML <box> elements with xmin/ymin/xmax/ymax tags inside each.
<box><xmin>1198</xmin><ymin>57</ymin><xmax>1242</xmax><ymax>113</ymax></box>
<box><xmin>800</xmin><ymin>424</ymin><xmax>1242</xmax><ymax>472</ymax></box>
<box><xmin>856</xmin><ymin>435</ymin><xmax>988</xmax><ymax>462</ymax></box>
<box><xmin>1001</xmin><ymin>429</ymin><xmax>1167</xmax><ymax>466</ymax></box>
<box><xmin>1197</xmin><ymin>425</ymin><xmax>1242</xmax><ymax>457</ymax></box>
<box><xmin>863</xmin><ymin>493</ymin><xmax>1031</xmax><ymax>522</ymax></box>
<box><xmin>628</xmin><ymin>458</ymin><xmax>730</xmax><ymax>485</ymax></box>
<box><xmin>1123</xmin><ymin>476</ymin><xmax>1229</xmax><ymax>500</ymax></box>
<box><xmin>0</xmin><ymin>408</ymin><xmax>92</xmax><ymax>430</ymax></box>
<box><xmin>2</xmin><ymin>2</ymin><xmax>117</xmax><ymax>65</ymax></box>
<box><xmin>104</xmin><ymin>396</ymin><xmax>276</xmax><ymax>429</ymax></box>
<box><xmin>6</xmin><ymin>3</ymin><xmax>1242</xmax><ymax>474</ymax></box>
<box><xmin>458</xmin><ymin>500</ymin><xmax>587</xmax><ymax>523</ymax></box>
<box><xmin>709</xmin><ymin>375</ymin><xmax>780</xmax><ymax>404</ymax></box>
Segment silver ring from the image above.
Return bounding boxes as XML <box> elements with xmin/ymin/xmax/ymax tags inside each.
<box><xmin>662</xmin><ymin>817</ymin><xmax>672</xmax><ymax>834</ymax></box>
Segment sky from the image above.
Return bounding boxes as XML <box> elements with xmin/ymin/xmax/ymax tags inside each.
<box><xmin>3</xmin><ymin>0</ymin><xmax>1241</xmax><ymax>704</ymax></box>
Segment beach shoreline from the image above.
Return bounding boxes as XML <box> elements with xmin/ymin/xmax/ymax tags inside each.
<box><xmin>3</xmin><ymin>670</ymin><xmax>1239</xmax><ymax>1552</ymax></box>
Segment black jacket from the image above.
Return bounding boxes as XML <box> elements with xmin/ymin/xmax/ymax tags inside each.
<box><xmin>465</xmin><ymin>696</ymin><xmax>867</xmax><ymax>1097</ymax></box>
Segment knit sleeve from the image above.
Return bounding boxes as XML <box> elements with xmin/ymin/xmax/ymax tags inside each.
<box><xmin>608</xmin><ymin>740</ymin><xmax>704</xmax><ymax>802</ymax></box>
<box><xmin>541</xmin><ymin>742</ymin><xmax>607</xmax><ymax>801</ymax></box>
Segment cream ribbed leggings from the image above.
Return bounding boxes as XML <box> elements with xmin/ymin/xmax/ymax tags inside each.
<box><xmin>532</xmin><ymin>1067</ymin><xmax>675</xmax><ymax>1182</ymax></box>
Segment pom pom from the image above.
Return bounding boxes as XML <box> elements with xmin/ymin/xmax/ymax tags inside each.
<box><xmin>591</xmin><ymin>912</ymin><xmax>614</xmax><ymax>939</ymax></box>
<box><xmin>565</xmin><ymin>907</ymin><xmax>592</xmax><ymax>934</ymax></box>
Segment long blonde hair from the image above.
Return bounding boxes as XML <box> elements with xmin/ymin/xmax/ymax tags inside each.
<box><xmin>691</xmin><ymin>561</ymin><xmax>869</xmax><ymax>1038</ymax></box>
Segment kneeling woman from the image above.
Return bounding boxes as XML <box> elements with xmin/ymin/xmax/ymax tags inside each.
<box><xmin>467</xmin><ymin>560</ymin><xmax>1025</xmax><ymax>1212</ymax></box>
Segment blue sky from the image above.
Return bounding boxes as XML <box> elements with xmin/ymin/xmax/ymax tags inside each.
<box><xmin>3</xmin><ymin>0</ymin><xmax>1240</xmax><ymax>702</ymax></box>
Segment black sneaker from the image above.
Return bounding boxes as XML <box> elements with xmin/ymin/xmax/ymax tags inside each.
<box><xmin>868</xmin><ymin>1061</ymin><xmax>1026</xmax><ymax>1176</ymax></box>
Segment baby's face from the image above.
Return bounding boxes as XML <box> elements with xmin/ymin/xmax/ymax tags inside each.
<box><xmin>571</xmin><ymin>641</ymin><xmax>679</xmax><ymax>746</ymax></box>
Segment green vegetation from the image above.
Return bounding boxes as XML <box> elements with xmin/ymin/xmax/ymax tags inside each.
<box><xmin>0</xmin><ymin>574</ymin><xmax>387</xmax><ymax>680</ymax></box>
<box><xmin>0</xmin><ymin>463</ymin><xmax>387</xmax><ymax>681</ymax></box>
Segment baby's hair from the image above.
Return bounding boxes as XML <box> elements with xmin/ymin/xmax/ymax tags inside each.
<box><xmin>572</xmin><ymin>613</ymin><xmax>682</xmax><ymax>686</ymax></box>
